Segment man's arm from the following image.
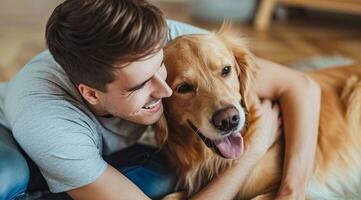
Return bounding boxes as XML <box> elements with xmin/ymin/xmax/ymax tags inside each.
<box><xmin>190</xmin><ymin>150</ymin><xmax>264</xmax><ymax>200</ymax></box>
<box><xmin>254</xmin><ymin>58</ymin><xmax>321</xmax><ymax>199</ymax></box>
<box><xmin>68</xmin><ymin>165</ymin><xmax>150</xmax><ymax>200</ymax></box>
<box><xmin>68</xmin><ymin>153</ymin><xmax>262</xmax><ymax>200</ymax></box>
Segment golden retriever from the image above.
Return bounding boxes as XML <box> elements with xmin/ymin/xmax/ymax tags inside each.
<box><xmin>156</xmin><ymin>26</ymin><xmax>361</xmax><ymax>200</ymax></box>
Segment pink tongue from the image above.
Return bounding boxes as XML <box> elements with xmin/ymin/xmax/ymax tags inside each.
<box><xmin>214</xmin><ymin>132</ymin><xmax>244</xmax><ymax>159</ymax></box>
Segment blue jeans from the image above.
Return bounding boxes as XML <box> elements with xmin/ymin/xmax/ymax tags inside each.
<box><xmin>0</xmin><ymin>125</ymin><xmax>176</xmax><ymax>200</ymax></box>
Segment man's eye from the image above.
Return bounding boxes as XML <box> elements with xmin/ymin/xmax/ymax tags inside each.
<box><xmin>221</xmin><ymin>66</ymin><xmax>231</xmax><ymax>77</ymax></box>
<box><xmin>137</xmin><ymin>84</ymin><xmax>146</xmax><ymax>90</ymax></box>
<box><xmin>133</xmin><ymin>82</ymin><xmax>148</xmax><ymax>91</ymax></box>
<box><xmin>176</xmin><ymin>83</ymin><xmax>194</xmax><ymax>93</ymax></box>
<box><xmin>126</xmin><ymin>84</ymin><xmax>145</xmax><ymax>95</ymax></box>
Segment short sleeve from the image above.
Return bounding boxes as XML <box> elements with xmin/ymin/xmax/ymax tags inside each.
<box><xmin>12</xmin><ymin>104</ymin><xmax>108</xmax><ymax>193</ymax></box>
<box><xmin>166</xmin><ymin>19</ymin><xmax>209</xmax><ymax>42</ymax></box>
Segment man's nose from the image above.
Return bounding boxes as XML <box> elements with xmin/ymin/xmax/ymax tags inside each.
<box><xmin>151</xmin><ymin>74</ymin><xmax>173</xmax><ymax>98</ymax></box>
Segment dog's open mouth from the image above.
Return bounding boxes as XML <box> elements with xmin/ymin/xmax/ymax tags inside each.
<box><xmin>187</xmin><ymin>120</ymin><xmax>244</xmax><ymax>159</ymax></box>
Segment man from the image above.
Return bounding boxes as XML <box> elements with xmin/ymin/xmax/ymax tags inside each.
<box><xmin>0</xmin><ymin>0</ymin><xmax>320</xmax><ymax>199</ymax></box>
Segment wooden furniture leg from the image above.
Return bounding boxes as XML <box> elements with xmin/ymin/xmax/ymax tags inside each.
<box><xmin>254</xmin><ymin>0</ymin><xmax>278</xmax><ymax>31</ymax></box>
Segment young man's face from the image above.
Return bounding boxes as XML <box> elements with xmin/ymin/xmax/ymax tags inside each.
<box><xmin>95</xmin><ymin>49</ymin><xmax>172</xmax><ymax>124</ymax></box>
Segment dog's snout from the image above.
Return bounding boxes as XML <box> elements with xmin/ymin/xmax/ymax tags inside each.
<box><xmin>212</xmin><ymin>107</ymin><xmax>240</xmax><ymax>133</ymax></box>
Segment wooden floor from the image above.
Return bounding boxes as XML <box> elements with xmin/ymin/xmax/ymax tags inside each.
<box><xmin>0</xmin><ymin>0</ymin><xmax>360</xmax><ymax>82</ymax></box>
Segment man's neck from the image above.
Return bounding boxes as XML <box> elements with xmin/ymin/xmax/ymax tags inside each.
<box><xmin>85</xmin><ymin>100</ymin><xmax>112</xmax><ymax>118</ymax></box>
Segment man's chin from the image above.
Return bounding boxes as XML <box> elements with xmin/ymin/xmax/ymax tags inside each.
<box><xmin>142</xmin><ymin>109</ymin><xmax>164</xmax><ymax>125</ymax></box>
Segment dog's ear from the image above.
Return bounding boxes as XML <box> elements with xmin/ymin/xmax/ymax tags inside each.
<box><xmin>154</xmin><ymin>114</ymin><xmax>169</xmax><ymax>147</ymax></box>
<box><xmin>217</xmin><ymin>24</ymin><xmax>259</xmax><ymax>110</ymax></box>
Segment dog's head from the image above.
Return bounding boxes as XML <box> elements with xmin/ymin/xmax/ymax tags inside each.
<box><xmin>155</xmin><ymin>25</ymin><xmax>259</xmax><ymax>172</ymax></box>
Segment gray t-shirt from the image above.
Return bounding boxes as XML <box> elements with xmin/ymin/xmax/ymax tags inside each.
<box><xmin>0</xmin><ymin>19</ymin><xmax>207</xmax><ymax>193</ymax></box>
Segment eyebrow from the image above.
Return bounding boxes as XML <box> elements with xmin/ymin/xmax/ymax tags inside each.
<box><xmin>126</xmin><ymin>60</ymin><xmax>164</xmax><ymax>92</ymax></box>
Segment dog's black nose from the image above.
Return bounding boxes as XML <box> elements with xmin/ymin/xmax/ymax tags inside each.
<box><xmin>212</xmin><ymin>107</ymin><xmax>240</xmax><ymax>133</ymax></box>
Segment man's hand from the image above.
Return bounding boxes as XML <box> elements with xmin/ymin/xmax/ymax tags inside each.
<box><xmin>245</xmin><ymin>99</ymin><xmax>283</xmax><ymax>156</ymax></box>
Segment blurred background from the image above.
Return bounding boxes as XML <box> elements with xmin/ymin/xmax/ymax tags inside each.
<box><xmin>0</xmin><ymin>0</ymin><xmax>360</xmax><ymax>199</ymax></box>
<box><xmin>0</xmin><ymin>0</ymin><xmax>361</xmax><ymax>83</ymax></box>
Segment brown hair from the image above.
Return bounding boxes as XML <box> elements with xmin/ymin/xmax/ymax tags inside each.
<box><xmin>46</xmin><ymin>0</ymin><xmax>167</xmax><ymax>92</ymax></box>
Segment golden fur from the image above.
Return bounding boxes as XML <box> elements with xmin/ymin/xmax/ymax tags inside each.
<box><xmin>157</xmin><ymin>27</ymin><xmax>361</xmax><ymax>200</ymax></box>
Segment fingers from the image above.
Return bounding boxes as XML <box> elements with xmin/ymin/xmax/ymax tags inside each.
<box><xmin>260</xmin><ymin>100</ymin><xmax>280</xmax><ymax>114</ymax></box>
<box><xmin>260</xmin><ymin>99</ymin><xmax>272</xmax><ymax>111</ymax></box>
<box><xmin>273</xmin><ymin>103</ymin><xmax>282</xmax><ymax>129</ymax></box>
<box><xmin>248</xmin><ymin>99</ymin><xmax>283</xmax><ymax>152</ymax></box>
<box><xmin>271</xmin><ymin>102</ymin><xmax>280</xmax><ymax>117</ymax></box>
<box><xmin>274</xmin><ymin>104</ymin><xmax>283</xmax><ymax>142</ymax></box>
<box><xmin>274</xmin><ymin>121</ymin><xmax>282</xmax><ymax>141</ymax></box>
<box><xmin>265</xmin><ymin>101</ymin><xmax>283</xmax><ymax>144</ymax></box>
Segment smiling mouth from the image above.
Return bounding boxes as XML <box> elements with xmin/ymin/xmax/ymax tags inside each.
<box><xmin>187</xmin><ymin>120</ymin><xmax>244</xmax><ymax>159</ymax></box>
<box><xmin>142</xmin><ymin>99</ymin><xmax>161</xmax><ymax>109</ymax></box>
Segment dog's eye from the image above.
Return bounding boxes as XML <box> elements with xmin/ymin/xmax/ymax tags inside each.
<box><xmin>176</xmin><ymin>83</ymin><xmax>194</xmax><ymax>93</ymax></box>
<box><xmin>222</xmin><ymin>66</ymin><xmax>231</xmax><ymax>77</ymax></box>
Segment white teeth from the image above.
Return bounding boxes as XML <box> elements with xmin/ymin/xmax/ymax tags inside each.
<box><xmin>142</xmin><ymin>100</ymin><xmax>160</xmax><ymax>109</ymax></box>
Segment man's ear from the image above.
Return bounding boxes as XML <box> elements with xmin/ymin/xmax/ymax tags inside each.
<box><xmin>78</xmin><ymin>84</ymin><xmax>101</xmax><ymax>105</ymax></box>
<box><xmin>154</xmin><ymin>114</ymin><xmax>169</xmax><ymax>147</ymax></box>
